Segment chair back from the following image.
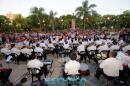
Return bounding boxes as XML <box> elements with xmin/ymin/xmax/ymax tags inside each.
<box><xmin>79</xmin><ymin>51</ymin><xmax>86</xmax><ymax>55</ymax></box>
<box><xmin>88</xmin><ymin>50</ymin><xmax>96</xmax><ymax>55</ymax></box>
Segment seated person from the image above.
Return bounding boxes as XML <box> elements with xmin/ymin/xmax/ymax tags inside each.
<box><xmin>110</xmin><ymin>41</ymin><xmax>120</xmax><ymax>51</ymax></box>
<box><xmin>122</xmin><ymin>43</ymin><xmax>130</xmax><ymax>52</ymax></box>
<box><xmin>79</xmin><ymin>62</ymin><xmax>90</xmax><ymax>76</ymax></box>
<box><xmin>27</xmin><ymin>53</ymin><xmax>45</xmax><ymax>80</ymax></box>
<box><xmin>95</xmin><ymin>51</ymin><xmax>123</xmax><ymax>80</ymax></box>
<box><xmin>77</xmin><ymin>41</ymin><xmax>86</xmax><ymax>62</ymax></box>
<box><xmin>34</xmin><ymin>44</ymin><xmax>43</xmax><ymax>53</ymax></box>
<box><xmin>64</xmin><ymin>52</ymin><xmax>80</xmax><ymax>77</ymax></box>
<box><xmin>0</xmin><ymin>64</ymin><xmax>12</xmax><ymax>83</ymax></box>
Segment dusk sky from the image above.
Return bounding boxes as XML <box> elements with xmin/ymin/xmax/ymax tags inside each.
<box><xmin>0</xmin><ymin>0</ymin><xmax>130</xmax><ymax>17</ymax></box>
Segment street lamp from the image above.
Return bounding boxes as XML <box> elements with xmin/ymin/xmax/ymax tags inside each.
<box><xmin>106</xmin><ymin>17</ymin><xmax>111</xmax><ymax>28</ymax></box>
<box><xmin>60</xmin><ymin>19</ymin><xmax>64</xmax><ymax>29</ymax></box>
<box><xmin>61</xmin><ymin>19</ymin><xmax>63</xmax><ymax>22</ymax></box>
<box><xmin>107</xmin><ymin>17</ymin><xmax>110</xmax><ymax>20</ymax></box>
<box><xmin>42</xmin><ymin>20</ymin><xmax>45</xmax><ymax>32</ymax></box>
<box><xmin>43</xmin><ymin>20</ymin><xmax>45</xmax><ymax>23</ymax></box>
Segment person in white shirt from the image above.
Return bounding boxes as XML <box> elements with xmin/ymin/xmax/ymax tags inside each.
<box><xmin>34</xmin><ymin>44</ymin><xmax>43</xmax><ymax>53</ymax></box>
<box><xmin>10</xmin><ymin>44</ymin><xmax>20</xmax><ymax>56</ymax></box>
<box><xmin>118</xmin><ymin>39</ymin><xmax>125</xmax><ymax>46</ymax></box>
<box><xmin>40</xmin><ymin>40</ymin><xmax>48</xmax><ymax>49</ymax></box>
<box><xmin>95</xmin><ymin>51</ymin><xmax>123</xmax><ymax>79</ymax></box>
<box><xmin>21</xmin><ymin>46</ymin><xmax>33</xmax><ymax>55</ymax></box>
<box><xmin>47</xmin><ymin>41</ymin><xmax>55</xmax><ymax>49</ymax></box>
<box><xmin>63</xmin><ymin>41</ymin><xmax>72</xmax><ymax>57</ymax></box>
<box><xmin>82</xmin><ymin>39</ymin><xmax>88</xmax><ymax>46</ymax></box>
<box><xmin>87</xmin><ymin>42</ymin><xmax>96</xmax><ymax>51</ymax></box>
<box><xmin>110</xmin><ymin>41</ymin><xmax>120</xmax><ymax>51</ymax></box>
<box><xmin>77</xmin><ymin>42</ymin><xmax>86</xmax><ymax>62</ymax></box>
<box><xmin>97</xmin><ymin>43</ymin><xmax>110</xmax><ymax>52</ymax></box>
<box><xmin>27</xmin><ymin>53</ymin><xmax>44</xmax><ymax>80</ymax></box>
<box><xmin>116</xmin><ymin>51</ymin><xmax>130</xmax><ymax>66</ymax></box>
<box><xmin>77</xmin><ymin>42</ymin><xmax>85</xmax><ymax>53</ymax></box>
<box><xmin>52</xmin><ymin>38</ymin><xmax>58</xmax><ymax>45</ymax></box>
<box><xmin>1</xmin><ymin>44</ymin><xmax>11</xmax><ymax>56</ymax></box>
<box><xmin>116</xmin><ymin>51</ymin><xmax>130</xmax><ymax>84</ymax></box>
<box><xmin>47</xmin><ymin>41</ymin><xmax>55</xmax><ymax>56</ymax></box>
<box><xmin>73</xmin><ymin>38</ymin><xmax>79</xmax><ymax>45</ymax></box>
<box><xmin>95</xmin><ymin>38</ymin><xmax>103</xmax><ymax>46</ymax></box>
<box><xmin>63</xmin><ymin>41</ymin><xmax>71</xmax><ymax>50</ymax></box>
<box><xmin>64</xmin><ymin>52</ymin><xmax>80</xmax><ymax>76</ymax></box>
<box><xmin>122</xmin><ymin>44</ymin><xmax>130</xmax><ymax>52</ymax></box>
<box><xmin>23</xmin><ymin>39</ymin><xmax>29</xmax><ymax>46</ymax></box>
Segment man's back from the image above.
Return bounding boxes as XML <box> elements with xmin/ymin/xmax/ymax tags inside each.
<box><xmin>65</xmin><ymin>60</ymin><xmax>80</xmax><ymax>75</ymax></box>
<box><xmin>100</xmin><ymin>58</ymin><xmax>123</xmax><ymax>77</ymax></box>
<box><xmin>27</xmin><ymin>59</ymin><xmax>43</xmax><ymax>69</ymax></box>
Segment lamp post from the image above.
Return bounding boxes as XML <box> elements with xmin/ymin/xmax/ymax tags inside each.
<box><xmin>42</xmin><ymin>20</ymin><xmax>45</xmax><ymax>32</ymax></box>
<box><xmin>61</xmin><ymin>19</ymin><xmax>64</xmax><ymax>29</ymax></box>
<box><xmin>107</xmin><ymin>16</ymin><xmax>111</xmax><ymax>28</ymax></box>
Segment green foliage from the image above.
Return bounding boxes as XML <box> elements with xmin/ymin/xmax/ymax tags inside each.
<box><xmin>75</xmin><ymin>0</ymin><xmax>97</xmax><ymax>29</ymax></box>
<box><xmin>1</xmin><ymin>1</ymin><xmax>130</xmax><ymax>32</ymax></box>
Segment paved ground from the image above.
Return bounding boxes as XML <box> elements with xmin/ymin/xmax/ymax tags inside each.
<box><xmin>1</xmin><ymin>54</ymin><xmax>130</xmax><ymax>86</ymax></box>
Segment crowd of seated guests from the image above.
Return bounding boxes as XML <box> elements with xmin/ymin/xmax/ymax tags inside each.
<box><xmin>0</xmin><ymin>30</ymin><xmax>130</xmax><ymax>85</ymax></box>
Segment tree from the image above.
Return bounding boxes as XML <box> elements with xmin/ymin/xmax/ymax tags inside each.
<box><xmin>119</xmin><ymin>10</ymin><xmax>130</xmax><ymax>28</ymax></box>
<box><xmin>0</xmin><ymin>15</ymin><xmax>10</xmax><ymax>32</ymax></box>
<box><xmin>12</xmin><ymin>14</ymin><xmax>26</xmax><ymax>32</ymax></box>
<box><xmin>59</xmin><ymin>14</ymin><xmax>74</xmax><ymax>30</ymax></box>
<box><xmin>30</xmin><ymin>7</ymin><xmax>45</xmax><ymax>31</ymax></box>
<box><xmin>75</xmin><ymin>0</ymin><xmax>96</xmax><ymax>29</ymax></box>
<box><xmin>48</xmin><ymin>10</ymin><xmax>57</xmax><ymax>31</ymax></box>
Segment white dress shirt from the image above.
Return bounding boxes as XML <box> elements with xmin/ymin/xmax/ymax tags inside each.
<box><xmin>48</xmin><ymin>43</ymin><xmax>55</xmax><ymax>49</ymax></box>
<box><xmin>100</xmin><ymin>57</ymin><xmax>123</xmax><ymax>77</ymax></box>
<box><xmin>21</xmin><ymin>48</ymin><xmax>32</xmax><ymax>55</ymax></box>
<box><xmin>65</xmin><ymin>60</ymin><xmax>80</xmax><ymax>75</ymax></box>
<box><xmin>1</xmin><ymin>47</ymin><xmax>11</xmax><ymax>55</ymax></box>
<box><xmin>122</xmin><ymin>45</ymin><xmax>130</xmax><ymax>52</ymax></box>
<box><xmin>110</xmin><ymin>44</ymin><xmax>120</xmax><ymax>51</ymax></box>
<box><xmin>34</xmin><ymin>47</ymin><xmax>43</xmax><ymax>53</ymax></box>
<box><xmin>40</xmin><ymin>43</ymin><xmax>48</xmax><ymax>49</ymax></box>
<box><xmin>63</xmin><ymin>43</ymin><xmax>70</xmax><ymax>49</ymax></box>
<box><xmin>87</xmin><ymin>45</ymin><xmax>96</xmax><ymax>51</ymax></box>
<box><xmin>10</xmin><ymin>47</ymin><xmax>20</xmax><ymax>55</ymax></box>
<box><xmin>77</xmin><ymin>44</ymin><xmax>85</xmax><ymax>53</ymax></box>
<box><xmin>27</xmin><ymin>59</ymin><xmax>43</xmax><ymax>69</ymax></box>
<box><xmin>95</xmin><ymin>40</ymin><xmax>103</xmax><ymax>45</ymax></box>
<box><xmin>116</xmin><ymin>51</ymin><xmax>130</xmax><ymax>66</ymax></box>
<box><xmin>97</xmin><ymin>44</ymin><xmax>110</xmax><ymax>52</ymax></box>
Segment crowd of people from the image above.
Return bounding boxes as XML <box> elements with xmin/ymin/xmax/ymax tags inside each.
<box><xmin>0</xmin><ymin>29</ymin><xmax>130</xmax><ymax>85</ymax></box>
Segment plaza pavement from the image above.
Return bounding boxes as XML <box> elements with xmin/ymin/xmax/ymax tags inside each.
<box><xmin>1</xmin><ymin>54</ymin><xmax>130</xmax><ymax>86</ymax></box>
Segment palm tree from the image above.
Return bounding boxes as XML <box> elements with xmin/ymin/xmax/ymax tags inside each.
<box><xmin>49</xmin><ymin>10</ymin><xmax>57</xmax><ymax>31</ymax></box>
<box><xmin>75</xmin><ymin>0</ymin><xmax>96</xmax><ymax>29</ymax></box>
<box><xmin>30</xmin><ymin>7</ymin><xmax>45</xmax><ymax>31</ymax></box>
